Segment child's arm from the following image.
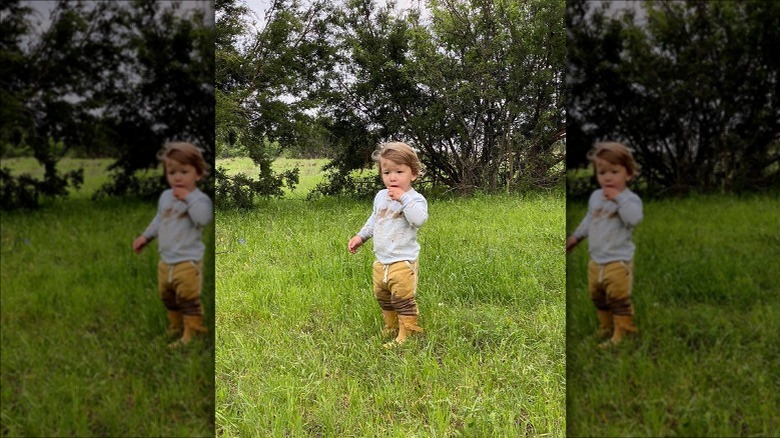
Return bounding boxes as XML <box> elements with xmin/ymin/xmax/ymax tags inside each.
<box><xmin>567</xmin><ymin>199</ymin><xmax>593</xmax><ymax>253</ymax></box>
<box><xmin>398</xmin><ymin>192</ymin><xmax>428</xmax><ymax>228</ymax></box>
<box><xmin>350</xmin><ymin>215</ymin><xmax>375</xmax><ymax>253</ymax></box>
<box><xmin>349</xmin><ymin>198</ymin><xmax>378</xmax><ymax>253</ymax></box>
<box><xmin>183</xmin><ymin>192</ymin><xmax>213</xmax><ymax>227</ymax></box>
<box><xmin>571</xmin><ymin>210</ymin><xmax>591</xmax><ymax>240</ymax></box>
<box><xmin>613</xmin><ymin>191</ymin><xmax>643</xmax><ymax>227</ymax></box>
<box><xmin>135</xmin><ymin>206</ymin><xmax>162</xmax><ymax>253</ymax></box>
<box><xmin>134</xmin><ymin>220</ymin><xmax>158</xmax><ymax>254</ymax></box>
<box><xmin>565</xmin><ymin>235</ymin><xmax>580</xmax><ymax>254</ymax></box>
<box><xmin>348</xmin><ymin>235</ymin><xmax>364</xmax><ymax>253</ymax></box>
<box><xmin>133</xmin><ymin>235</ymin><xmax>152</xmax><ymax>253</ymax></box>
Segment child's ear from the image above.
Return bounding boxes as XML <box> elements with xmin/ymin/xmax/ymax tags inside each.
<box><xmin>411</xmin><ymin>173</ymin><xmax>418</xmax><ymax>181</ymax></box>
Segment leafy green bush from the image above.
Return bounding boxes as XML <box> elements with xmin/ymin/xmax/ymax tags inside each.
<box><xmin>306</xmin><ymin>169</ymin><xmax>381</xmax><ymax>200</ymax></box>
<box><xmin>215</xmin><ymin>161</ymin><xmax>299</xmax><ymax>209</ymax></box>
<box><xmin>0</xmin><ymin>137</ymin><xmax>86</xmax><ymax>209</ymax></box>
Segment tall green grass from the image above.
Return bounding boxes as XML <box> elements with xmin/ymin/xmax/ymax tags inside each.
<box><xmin>1</xmin><ymin>160</ymin><xmax>214</xmax><ymax>436</ymax></box>
<box><xmin>566</xmin><ymin>193</ymin><xmax>780</xmax><ymax>437</ymax></box>
<box><xmin>215</xmin><ymin>191</ymin><xmax>566</xmax><ymax>436</ymax></box>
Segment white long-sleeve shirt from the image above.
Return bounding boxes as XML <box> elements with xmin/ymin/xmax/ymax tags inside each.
<box><xmin>357</xmin><ymin>188</ymin><xmax>428</xmax><ymax>264</ymax></box>
<box><xmin>572</xmin><ymin>188</ymin><xmax>643</xmax><ymax>264</ymax></box>
<box><xmin>143</xmin><ymin>188</ymin><xmax>213</xmax><ymax>264</ymax></box>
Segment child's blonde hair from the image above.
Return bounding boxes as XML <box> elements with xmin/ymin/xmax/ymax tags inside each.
<box><xmin>371</xmin><ymin>142</ymin><xmax>422</xmax><ymax>176</ymax></box>
<box><xmin>158</xmin><ymin>142</ymin><xmax>209</xmax><ymax>176</ymax></box>
<box><xmin>588</xmin><ymin>142</ymin><xmax>639</xmax><ymax>176</ymax></box>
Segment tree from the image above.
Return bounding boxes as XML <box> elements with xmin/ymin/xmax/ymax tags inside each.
<box><xmin>568</xmin><ymin>0</ymin><xmax>780</xmax><ymax>194</ymax></box>
<box><xmin>1</xmin><ymin>0</ymin><xmax>215</xmax><ymax>208</ymax></box>
<box><xmin>215</xmin><ymin>0</ymin><xmax>566</xmax><ymax>201</ymax></box>
<box><xmin>1</xmin><ymin>1</ymin><xmax>119</xmax><ymax>208</ymax></box>
<box><xmin>214</xmin><ymin>0</ymin><xmax>335</xmax><ymax>206</ymax></box>
<box><xmin>216</xmin><ymin>0</ymin><xmax>334</xmax><ymax>154</ymax></box>
<box><xmin>97</xmin><ymin>0</ymin><xmax>215</xmax><ymax>198</ymax></box>
<box><xmin>319</xmin><ymin>0</ymin><xmax>566</xmax><ymax>194</ymax></box>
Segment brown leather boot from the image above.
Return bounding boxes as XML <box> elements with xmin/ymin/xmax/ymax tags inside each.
<box><xmin>600</xmin><ymin>315</ymin><xmax>638</xmax><ymax>348</ymax></box>
<box><xmin>380</xmin><ymin>310</ymin><xmax>398</xmax><ymax>338</ymax></box>
<box><xmin>384</xmin><ymin>315</ymin><xmax>423</xmax><ymax>348</ymax></box>
<box><xmin>170</xmin><ymin>315</ymin><xmax>208</xmax><ymax>348</ymax></box>
<box><xmin>166</xmin><ymin>310</ymin><xmax>183</xmax><ymax>338</ymax></box>
<box><xmin>596</xmin><ymin>310</ymin><xmax>613</xmax><ymax>339</ymax></box>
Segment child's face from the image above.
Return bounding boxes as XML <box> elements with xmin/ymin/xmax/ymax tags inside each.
<box><xmin>165</xmin><ymin>158</ymin><xmax>202</xmax><ymax>193</ymax></box>
<box><xmin>595</xmin><ymin>157</ymin><xmax>631</xmax><ymax>193</ymax></box>
<box><xmin>379</xmin><ymin>158</ymin><xmax>417</xmax><ymax>192</ymax></box>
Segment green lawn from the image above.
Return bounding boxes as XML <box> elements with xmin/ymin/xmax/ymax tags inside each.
<box><xmin>215</xmin><ymin>190</ymin><xmax>566</xmax><ymax>436</ymax></box>
<box><xmin>217</xmin><ymin>157</ymin><xmax>331</xmax><ymax>198</ymax></box>
<box><xmin>0</xmin><ymin>157</ymin><xmax>118</xmax><ymax>199</ymax></box>
<box><xmin>7</xmin><ymin>155</ymin><xmax>775</xmax><ymax>436</ymax></box>
<box><xmin>1</xmin><ymin>159</ymin><xmax>214</xmax><ymax>436</ymax></box>
<box><xmin>566</xmin><ymin>193</ymin><xmax>780</xmax><ymax>437</ymax></box>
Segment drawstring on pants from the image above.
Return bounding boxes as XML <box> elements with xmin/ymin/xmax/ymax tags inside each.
<box><xmin>596</xmin><ymin>261</ymin><xmax>629</xmax><ymax>284</ymax></box>
<box><xmin>376</xmin><ymin>260</ymin><xmax>416</xmax><ymax>285</ymax></box>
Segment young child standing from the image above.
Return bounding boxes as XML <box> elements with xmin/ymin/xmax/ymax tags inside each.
<box><xmin>566</xmin><ymin>142</ymin><xmax>643</xmax><ymax>348</ymax></box>
<box><xmin>348</xmin><ymin>142</ymin><xmax>428</xmax><ymax>348</ymax></box>
<box><xmin>133</xmin><ymin>142</ymin><xmax>213</xmax><ymax>347</ymax></box>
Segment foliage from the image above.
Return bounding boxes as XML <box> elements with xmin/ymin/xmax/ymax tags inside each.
<box><xmin>97</xmin><ymin>0</ymin><xmax>215</xmax><ymax>198</ymax></box>
<box><xmin>0</xmin><ymin>0</ymin><xmax>214</xmax><ymax>208</ymax></box>
<box><xmin>1</xmin><ymin>1</ymin><xmax>111</xmax><ymax>208</ymax></box>
<box><xmin>215</xmin><ymin>0</ymin><xmax>335</xmax><ymax>205</ymax></box>
<box><xmin>214</xmin><ymin>140</ymin><xmax>299</xmax><ymax>209</ymax></box>
<box><xmin>215</xmin><ymin>0</ymin><xmax>252</xmax><ymax>161</ymax></box>
<box><xmin>215</xmin><ymin>0</ymin><xmax>334</xmax><ymax>157</ymax></box>
<box><xmin>317</xmin><ymin>0</ymin><xmax>566</xmax><ymax>194</ymax></box>
<box><xmin>0</xmin><ymin>139</ymin><xmax>83</xmax><ymax>209</ymax></box>
<box><xmin>216</xmin><ymin>0</ymin><xmax>566</xmax><ymax>198</ymax></box>
<box><xmin>307</xmin><ymin>167</ymin><xmax>382</xmax><ymax>200</ymax></box>
<box><xmin>567</xmin><ymin>0</ymin><xmax>780</xmax><ymax>194</ymax></box>
<box><xmin>0</xmin><ymin>166</ymin><xmax>83</xmax><ymax>210</ymax></box>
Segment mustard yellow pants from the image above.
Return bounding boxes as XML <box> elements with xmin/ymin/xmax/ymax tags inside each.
<box><xmin>373</xmin><ymin>260</ymin><xmax>419</xmax><ymax>316</ymax></box>
<box><xmin>588</xmin><ymin>260</ymin><xmax>634</xmax><ymax>316</ymax></box>
<box><xmin>157</xmin><ymin>260</ymin><xmax>203</xmax><ymax>317</ymax></box>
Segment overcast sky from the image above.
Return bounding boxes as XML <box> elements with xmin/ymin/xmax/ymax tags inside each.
<box><xmin>242</xmin><ymin>0</ymin><xmax>640</xmax><ymax>24</ymax></box>
<box><xmin>245</xmin><ymin>0</ymin><xmax>424</xmax><ymax>14</ymax></box>
<box><xmin>243</xmin><ymin>0</ymin><xmax>431</xmax><ymax>26</ymax></box>
<box><xmin>24</xmin><ymin>0</ymin><xmax>214</xmax><ymax>34</ymax></box>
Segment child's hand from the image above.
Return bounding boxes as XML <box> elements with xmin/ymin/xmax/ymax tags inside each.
<box><xmin>602</xmin><ymin>187</ymin><xmax>621</xmax><ymax>201</ymax></box>
<box><xmin>566</xmin><ymin>236</ymin><xmax>579</xmax><ymax>254</ymax></box>
<box><xmin>387</xmin><ymin>187</ymin><xmax>406</xmax><ymax>201</ymax></box>
<box><xmin>172</xmin><ymin>186</ymin><xmax>191</xmax><ymax>201</ymax></box>
<box><xmin>133</xmin><ymin>236</ymin><xmax>149</xmax><ymax>254</ymax></box>
<box><xmin>348</xmin><ymin>235</ymin><xmax>363</xmax><ymax>254</ymax></box>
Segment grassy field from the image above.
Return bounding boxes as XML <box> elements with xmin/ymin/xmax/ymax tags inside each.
<box><xmin>566</xmin><ymin>193</ymin><xmax>780</xmax><ymax>437</ymax></box>
<box><xmin>0</xmin><ymin>158</ymin><xmax>215</xmax><ymax>436</ymax></box>
<box><xmin>215</xmin><ymin>158</ymin><xmax>566</xmax><ymax>436</ymax></box>
<box><xmin>1</xmin><ymin>157</ymin><xmax>116</xmax><ymax>199</ymax></box>
<box><xmin>217</xmin><ymin>157</ymin><xmax>330</xmax><ymax>198</ymax></box>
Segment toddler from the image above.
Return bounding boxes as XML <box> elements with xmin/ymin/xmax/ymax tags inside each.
<box><xmin>133</xmin><ymin>142</ymin><xmax>213</xmax><ymax>347</ymax></box>
<box><xmin>566</xmin><ymin>142</ymin><xmax>643</xmax><ymax>348</ymax></box>
<box><xmin>348</xmin><ymin>142</ymin><xmax>428</xmax><ymax>348</ymax></box>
